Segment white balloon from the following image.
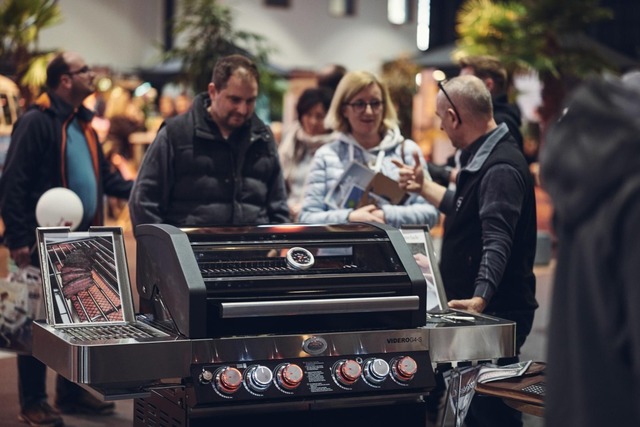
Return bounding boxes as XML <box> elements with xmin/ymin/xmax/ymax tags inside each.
<box><xmin>35</xmin><ymin>187</ymin><xmax>84</xmax><ymax>231</ymax></box>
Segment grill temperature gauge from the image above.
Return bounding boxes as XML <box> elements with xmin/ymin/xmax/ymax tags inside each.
<box><xmin>286</xmin><ymin>247</ymin><xmax>315</xmax><ymax>270</ymax></box>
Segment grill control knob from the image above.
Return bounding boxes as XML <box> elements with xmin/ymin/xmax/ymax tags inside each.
<box><xmin>275</xmin><ymin>363</ymin><xmax>304</xmax><ymax>390</ymax></box>
<box><xmin>391</xmin><ymin>356</ymin><xmax>418</xmax><ymax>383</ymax></box>
<box><xmin>244</xmin><ymin>365</ymin><xmax>273</xmax><ymax>393</ymax></box>
<box><xmin>363</xmin><ymin>358</ymin><xmax>390</xmax><ymax>385</ymax></box>
<box><xmin>215</xmin><ymin>366</ymin><xmax>243</xmax><ymax>394</ymax></box>
<box><xmin>199</xmin><ymin>369</ymin><xmax>214</xmax><ymax>384</ymax></box>
<box><xmin>334</xmin><ymin>359</ymin><xmax>362</xmax><ymax>386</ymax></box>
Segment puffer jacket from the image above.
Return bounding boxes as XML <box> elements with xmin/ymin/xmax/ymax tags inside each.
<box><xmin>128</xmin><ymin>92</ymin><xmax>289</xmax><ymax>228</ymax></box>
<box><xmin>298</xmin><ymin>127</ymin><xmax>439</xmax><ymax>228</ymax></box>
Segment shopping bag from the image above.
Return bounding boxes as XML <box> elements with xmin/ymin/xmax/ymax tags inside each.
<box><xmin>0</xmin><ymin>265</ymin><xmax>44</xmax><ymax>354</ymax></box>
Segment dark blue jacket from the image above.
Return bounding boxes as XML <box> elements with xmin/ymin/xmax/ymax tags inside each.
<box><xmin>0</xmin><ymin>92</ymin><xmax>132</xmax><ymax>253</ymax></box>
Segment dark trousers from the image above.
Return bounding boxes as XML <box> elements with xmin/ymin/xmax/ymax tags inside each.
<box><xmin>17</xmin><ymin>354</ymin><xmax>85</xmax><ymax>409</ymax></box>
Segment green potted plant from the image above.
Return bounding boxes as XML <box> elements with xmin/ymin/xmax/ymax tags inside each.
<box><xmin>455</xmin><ymin>0</ymin><xmax>614</xmax><ymax>133</ymax></box>
<box><xmin>0</xmin><ymin>0</ymin><xmax>62</xmax><ymax>104</ymax></box>
<box><xmin>163</xmin><ymin>0</ymin><xmax>283</xmax><ymax>120</ymax></box>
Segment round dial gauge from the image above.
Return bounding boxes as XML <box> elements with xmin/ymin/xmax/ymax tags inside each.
<box><xmin>286</xmin><ymin>247</ymin><xmax>315</xmax><ymax>270</ymax></box>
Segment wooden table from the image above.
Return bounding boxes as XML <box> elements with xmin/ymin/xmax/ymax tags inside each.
<box><xmin>475</xmin><ymin>362</ymin><xmax>546</xmax><ymax>418</ymax></box>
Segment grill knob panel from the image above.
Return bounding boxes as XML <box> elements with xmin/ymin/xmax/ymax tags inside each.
<box><xmin>215</xmin><ymin>366</ymin><xmax>243</xmax><ymax>394</ymax></box>
<box><xmin>391</xmin><ymin>356</ymin><xmax>418</xmax><ymax>383</ymax></box>
<box><xmin>334</xmin><ymin>359</ymin><xmax>362</xmax><ymax>386</ymax></box>
<box><xmin>244</xmin><ymin>365</ymin><xmax>273</xmax><ymax>393</ymax></box>
<box><xmin>275</xmin><ymin>363</ymin><xmax>304</xmax><ymax>390</ymax></box>
<box><xmin>363</xmin><ymin>358</ymin><xmax>390</xmax><ymax>385</ymax></box>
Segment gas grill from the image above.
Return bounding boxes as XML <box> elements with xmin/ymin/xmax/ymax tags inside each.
<box><xmin>32</xmin><ymin>223</ymin><xmax>515</xmax><ymax>426</ymax></box>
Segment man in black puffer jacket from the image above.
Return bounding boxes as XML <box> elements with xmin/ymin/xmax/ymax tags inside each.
<box><xmin>129</xmin><ymin>54</ymin><xmax>289</xmax><ymax>228</ymax></box>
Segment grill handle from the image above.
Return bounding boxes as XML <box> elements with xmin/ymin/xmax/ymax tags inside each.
<box><xmin>220</xmin><ymin>296</ymin><xmax>419</xmax><ymax>318</ymax></box>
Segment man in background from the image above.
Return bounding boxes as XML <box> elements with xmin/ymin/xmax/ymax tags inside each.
<box><xmin>459</xmin><ymin>55</ymin><xmax>523</xmax><ymax>151</ymax></box>
<box><xmin>428</xmin><ymin>55</ymin><xmax>525</xmax><ymax>186</ymax></box>
<box><xmin>129</xmin><ymin>54</ymin><xmax>289</xmax><ymax>228</ymax></box>
<box><xmin>395</xmin><ymin>75</ymin><xmax>537</xmax><ymax>427</ymax></box>
<box><xmin>0</xmin><ymin>51</ymin><xmax>132</xmax><ymax>426</ymax></box>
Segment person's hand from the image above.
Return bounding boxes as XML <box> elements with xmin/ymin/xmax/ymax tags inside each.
<box><xmin>348</xmin><ymin>204</ymin><xmax>385</xmax><ymax>223</ymax></box>
<box><xmin>413</xmin><ymin>253</ymin><xmax>429</xmax><ymax>269</ymax></box>
<box><xmin>413</xmin><ymin>253</ymin><xmax>432</xmax><ymax>275</ymax></box>
<box><xmin>392</xmin><ymin>151</ymin><xmax>427</xmax><ymax>193</ymax></box>
<box><xmin>10</xmin><ymin>246</ymin><xmax>31</xmax><ymax>269</ymax></box>
<box><xmin>448</xmin><ymin>296</ymin><xmax>487</xmax><ymax>314</ymax></box>
<box><xmin>370</xmin><ymin>208</ymin><xmax>385</xmax><ymax>222</ymax></box>
<box><xmin>289</xmin><ymin>203</ymin><xmax>301</xmax><ymax>222</ymax></box>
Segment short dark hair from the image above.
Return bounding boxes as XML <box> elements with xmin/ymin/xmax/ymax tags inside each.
<box><xmin>317</xmin><ymin>64</ymin><xmax>347</xmax><ymax>94</ymax></box>
<box><xmin>211</xmin><ymin>54</ymin><xmax>259</xmax><ymax>90</ymax></box>
<box><xmin>296</xmin><ymin>87</ymin><xmax>332</xmax><ymax>119</ymax></box>
<box><xmin>458</xmin><ymin>55</ymin><xmax>508</xmax><ymax>95</ymax></box>
<box><xmin>46</xmin><ymin>52</ymin><xmax>71</xmax><ymax>89</ymax></box>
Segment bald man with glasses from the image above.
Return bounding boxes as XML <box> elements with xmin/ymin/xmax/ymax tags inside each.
<box><xmin>0</xmin><ymin>51</ymin><xmax>132</xmax><ymax>426</ymax></box>
<box><xmin>394</xmin><ymin>75</ymin><xmax>538</xmax><ymax>427</ymax></box>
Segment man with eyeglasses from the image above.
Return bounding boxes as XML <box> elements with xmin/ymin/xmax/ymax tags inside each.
<box><xmin>429</xmin><ymin>56</ymin><xmax>528</xmax><ymax>188</ymax></box>
<box><xmin>394</xmin><ymin>75</ymin><xmax>537</xmax><ymax>427</ymax></box>
<box><xmin>0</xmin><ymin>51</ymin><xmax>132</xmax><ymax>426</ymax></box>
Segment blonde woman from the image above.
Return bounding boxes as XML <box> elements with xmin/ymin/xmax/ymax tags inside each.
<box><xmin>298</xmin><ymin>71</ymin><xmax>438</xmax><ymax>228</ymax></box>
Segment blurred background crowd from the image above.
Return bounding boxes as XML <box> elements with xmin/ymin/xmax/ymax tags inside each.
<box><xmin>0</xmin><ymin>0</ymin><xmax>637</xmax><ymax>251</ymax></box>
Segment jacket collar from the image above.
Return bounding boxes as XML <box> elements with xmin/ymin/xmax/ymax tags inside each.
<box><xmin>192</xmin><ymin>91</ymin><xmax>272</xmax><ymax>144</ymax></box>
<box><xmin>463</xmin><ymin>123</ymin><xmax>509</xmax><ymax>173</ymax></box>
<box><xmin>33</xmin><ymin>92</ymin><xmax>95</xmax><ymax>123</ymax></box>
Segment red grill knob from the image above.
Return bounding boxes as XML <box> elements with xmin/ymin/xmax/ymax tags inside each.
<box><xmin>391</xmin><ymin>356</ymin><xmax>418</xmax><ymax>383</ymax></box>
<box><xmin>335</xmin><ymin>359</ymin><xmax>362</xmax><ymax>386</ymax></box>
<box><xmin>215</xmin><ymin>366</ymin><xmax>243</xmax><ymax>394</ymax></box>
<box><xmin>276</xmin><ymin>363</ymin><xmax>304</xmax><ymax>390</ymax></box>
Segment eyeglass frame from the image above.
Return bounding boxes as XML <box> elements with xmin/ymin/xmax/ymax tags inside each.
<box><xmin>342</xmin><ymin>99</ymin><xmax>384</xmax><ymax>114</ymax></box>
<box><xmin>66</xmin><ymin>65</ymin><xmax>91</xmax><ymax>76</ymax></box>
<box><xmin>437</xmin><ymin>80</ymin><xmax>462</xmax><ymax>125</ymax></box>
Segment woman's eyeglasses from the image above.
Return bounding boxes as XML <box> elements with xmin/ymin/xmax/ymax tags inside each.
<box><xmin>344</xmin><ymin>100</ymin><xmax>383</xmax><ymax>113</ymax></box>
<box><xmin>437</xmin><ymin>80</ymin><xmax>462</xmax><ymax>124</ymax></box>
